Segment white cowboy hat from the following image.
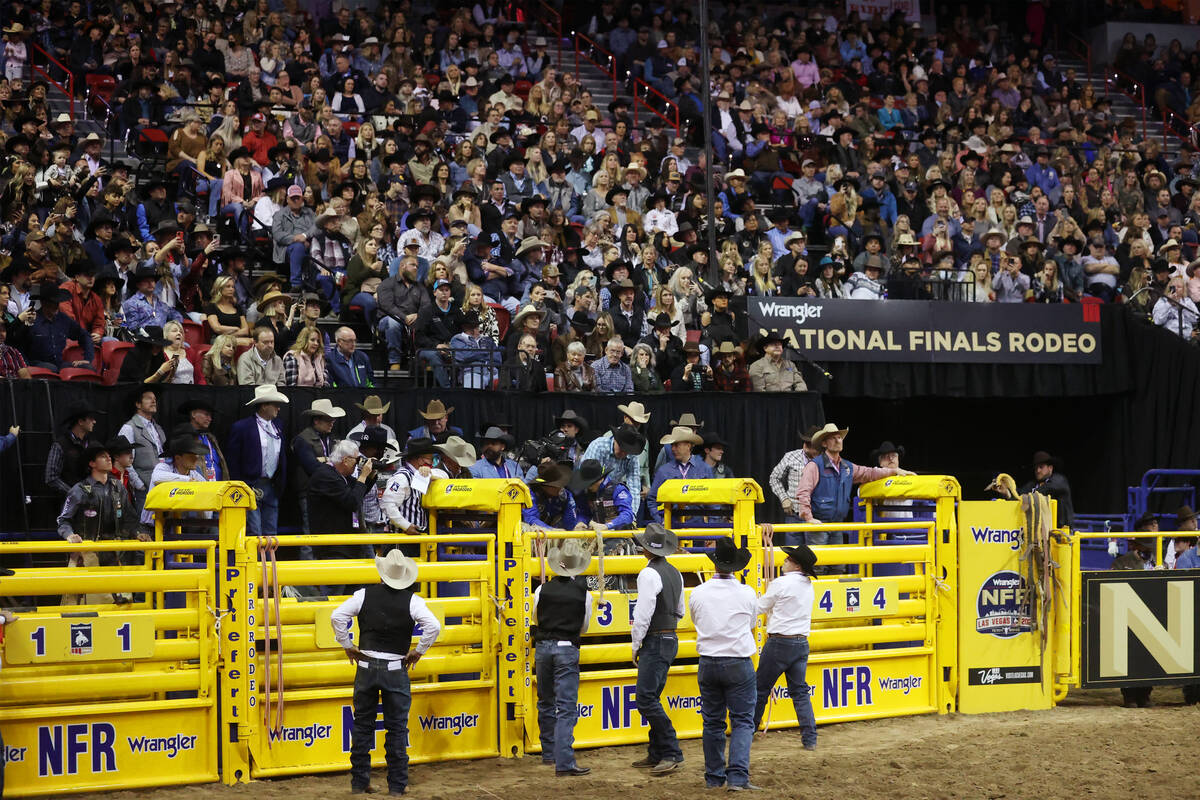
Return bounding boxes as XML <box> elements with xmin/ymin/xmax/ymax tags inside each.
<box><xmin>375</xmin><ymin>550</ymin><xmax>418</xmax><ymax>590</ymax></box>
<box><xmin>810</xmin><ymin>422</ymin><xmax>849</xmax><ymax>448</ymax></box>
<box><xmin>547</xmin><ymin>539</ymin><xmax>593</xmax><ymax>577</ymax></box>
<box><xmin>245</xmin><ymin>384</ymin><xmax>289</xmax><ymax>406</ymax></box>
<box><xmin>511</xmin><ymin>304</ymin><xmax>545</xmax><ymax>329</ymax></box>
<box><xmin>659</xmin><ymin>425</ymin><xmax>704</xmax><ymax>446</ymax></box>
<box><xmin>515</xmin><ymin>237</ymin><xmax>550</xmax><ymax>257</ymax></box>
<box><xmin>616</xmin><ymin>401</ymin><xmax>651</xmax><ymax>424</ymax></box>
<box><xmin>301</xmin><ymin>398</ymin><xmax>345</xmax><ymax>419</ymax></box>
<box><xmin>434</xmin><ymin>435</ymin><xmax>477</xmax><ymax>465</ymax></box>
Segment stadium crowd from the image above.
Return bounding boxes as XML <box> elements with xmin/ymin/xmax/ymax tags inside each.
<box><xmin>0</xmin><ymin>1</ymin><xmax>1198</xmax><ymax>395</ymax></box>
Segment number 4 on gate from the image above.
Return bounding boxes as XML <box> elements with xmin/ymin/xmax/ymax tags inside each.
<box><xmin>813</xmin><ymin>580</ymin><xmax>898</xmax><ymax>619</ymax></box>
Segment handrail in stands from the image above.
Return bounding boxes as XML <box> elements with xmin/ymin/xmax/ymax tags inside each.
<box><xmin>1062</xmin><ymin>31</ymin><xmax>1092</xmax><ymax>85</ymax></box>
<box><xmin>29</xmin><ymin>42</ymin><xmax>75</xmax><ymax>120</ymax></box>
<box><xmin>534</xmin><ymin>0</ymin><xmax>564</xmax><ymax>67</ymax></box>
<box><xmin>573</xmin><ymin>31</ymin><xmax>618</xmax><ymax>102</ymax></box>
<box><xmin>1105</xmin><ymin>67</ymin><xmax>1147</xmax><ymax>141</ymax></box>
<box><xmin>632</xmin><ymin>77</ymin><xmax>680</xmax><ymax>135</ymax></box>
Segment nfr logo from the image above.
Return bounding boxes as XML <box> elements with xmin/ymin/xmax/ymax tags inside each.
<box><xmin>845</xmin><ymin>587</ymin><xmax>860</xmax><ymax>612</ymax></box>
<box><xmin>70</xmin><ymin>623</ymin><xmax>93</xmax><ymax>655</ymax></box>
<box><xmin>976</xmin><ymin>570</ymin><xmax>1032</xmax><ymax>638</ymax></box>
<box><xmin>822</xmin><ymin>666</ymin><xmax>872</xmax><ymax>708</ymax></box>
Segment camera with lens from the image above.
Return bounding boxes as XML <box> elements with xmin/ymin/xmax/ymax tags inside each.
<box><xmin>517</xmin><ymin>430</ymin><xmax>576</xmax><ymax>470</ymax></box>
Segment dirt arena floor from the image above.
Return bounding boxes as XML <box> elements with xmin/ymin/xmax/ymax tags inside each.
<box><xmin>79</xmin><ymin>688</ymin><xmax>1194</xmax><ymax>800</ymax></box>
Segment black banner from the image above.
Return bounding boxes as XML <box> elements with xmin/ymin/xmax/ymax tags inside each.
<box><xmin>966</xmin><ymin>666</ymin><xmax>1043</xmax><ymax>685</ymax></box>
<box><xmin>747</xmin><ymin>298</ymin><xmax>1102</xmax><ymax>365</ymax></box>
<box><xmin>1081</xmin><ymin>570</ymin><xmax>1200</xmax><ymax>688</ymax></box>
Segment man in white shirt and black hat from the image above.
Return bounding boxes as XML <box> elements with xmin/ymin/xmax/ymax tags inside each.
<box><xmin>332</xmin><ymin>550</ymin><xmax>441</xmax><ymax>796</ymax></box>
<box><xmin>532</xmin><ymin>539</ymin><xmax>596</xmax><ymax>777</ymax></box>
<box><xmin>689</xmin><ymin>536</ymin><xmax>759</xmax><ymax>791</ymax></box>
<box><xmin>629</xmin><ymin>522</ymin><xmax>685</xmax><ymax>775</ymax></box>
<box><xmin>754</xmin><ymin>541</ymin><xmax>818</xmax><ymax>751</ymax></box>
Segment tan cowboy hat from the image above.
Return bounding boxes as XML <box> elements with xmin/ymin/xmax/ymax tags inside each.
<box><xmin>810</xmin><ymin>422</ymin><xmax>849</xmax><ymax>448</ymax></box>
<box><xmin>623</xmin><ymin>162</ymin><xmax>647</xmax><ymax>178</ymax></box>
<box><xmin>255</xmin><ymin>290</ymin><xmax>290</xmax><ymax>312</ymax></box>
<box><xmin>245</xmin><ymin>384</ymin><xmax>289</xmax><ymax>406</ymax></box>
<box><xmin>983</xmin><ymin>227</ymin><xmax>1007</xmax><ymax>242</ymax></box>
<box><xmin>419</xmin><ymin>399</ymin><xmax>453</xmax><ymax>419</ymax></box>
<box><xmin>355</xmin><ymin>395</ymin><xmax>391</xmax><ymax>415</ymax></box>
<box><xmin>895</xmin><ymin>232</ymin><xmax>919</xmax><ymax>247</ymax></box>
<box><xmin>511</xmin><ymin>304</ymin><xmax>545</xmax><ymax>329</ymax></box>
<box><xmin>725</xmin><ymin>168</ymin><xmax>747</xmax><ymax>181</ymax></box>
<box><xmin>3</xmin><ymin>22</ymin><xmax>24</xmax><ymax>33</ymax></box>
<box><xmin>547</xmin><ymin>538</ymin><xmax>594</xmax><ymax>578</ymax></box>
<box><xmin>434</xmin><ymin>435</ymin><xmax>476</xmax><ymax>465</ymax></box>
<box><xmin>301</xmin><ymin>398</ymin><xmax>345</xmax><ymax>419</ymax></box>
<box><xmin>515</xmin><ymin>237</ymin><xmax>550</xmax><ymax>257</ymax></box>
<box><xmin>375</xmin><ymin>550</ymin><xmax>418</xmax><ymax>590</ymax></box>
<box><xmin>1158</xmin><ymin>238</ymin><xmax>1181</xmax><ymax>254</ymax></box>
<box><xmin>715</xmin><ymin>341</ymin><xmax>742</xmax><ymax>357</ymax></box>
<box><xmin>617</xmin><ymin>401</ymin><xmax>651</xmax><ymax>424</ymax></box>
<box><xmin>668</xmin><ymin>412</ymin><xmax>704</xmax><ymax>429</ymax></box>
<box><xmin>659</xmin><ymin>426</ymin><xmax>704</xmax><ymax>446</ymax></box>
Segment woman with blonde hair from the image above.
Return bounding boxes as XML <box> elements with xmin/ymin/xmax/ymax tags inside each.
<box><xmin>667</xmin><ymin>267</ymin><xmax>707</xmax><ymax>329</ymax></box>
<box><xmin>161</xmin><ymin>320</ymin><xmax>195</xmax><ymax>384</ymax></box>
<box><xmin>748</xmin><ymin>240</ymin><xmax>776</xmax><ymax>296</ymax></box>
<box><xmin>653</xmin><ymin>284</ymin><xmax>686</xmax><ymax>338</ymax></box>
<box><xmin>204</xmin><ymin>275</ymin><xmax>252</xmax><ymax>346</ymax></box>
<box><xmin>969</xmin><ymin>254</ymin><xmax>994</xmax><ymax>303</ymax></box>
<box><xmin>461</xmin><ymin>282</ymin><xmax>501</xmax><ymax>344</ymax></box>
<box><xmin>202</xmin><ymin>334</ymin><xmax>239</xmax><ymax>386</ymax></box>
<box><xmin>585</xmin><ymin>312</ymin><xmax>615</xmax><ymax>358</ymax></box>
<box><xmin>581</xmin><ymin>170</ymin><xmax>611</xmax><ymax>221</ymax></box>
<box><xmin>525</xmin><ymin>145</ymin><xmax>549</xmax><ymax>188</ymax></box>
<box><xmin>283</xmin><ymin>326</ymin><xmax>329</xmax><ymax>386</ymax></box>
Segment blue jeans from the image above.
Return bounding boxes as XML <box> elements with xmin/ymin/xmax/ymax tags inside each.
<box><xmin>805</xmin><ymin>528</ymin><xmax>847</xmax><ymax>574</ymax></box>
<box><xmin>535</xmin><ymin>640</ymin><xmax>582</xmax><ymax>769</ymax></box>
<box><xmin>378</xmin><ymin>315</ymin><xmax>408</xmax><ymax>365</ymax></box>
<box><xmin>349</xmin><ymin>291</ymin><xmax>377</xmax><ymax>321</ymax></box>
<box><xmin>698</xmin><ymin>655</ymin><xmax>756</xmax><ymax>788</ymax></box>
<box><xmin>777</xmin><ymin>516</ymin><xmax>804</xmax><ymax>547</ymax></box>
<box><xmin>635</xmin><ymin>631</ymin><xmax>682</xmax><ymax>763</ymax></box>
<box><xmin>197</xmin><ymin>177</ymin><xmax>221</xmax><ymax>218</ymax></box>
<box><xmin>285</xmin><ymin>241</ymin><xmax>308</xmax><ymax>288</ymax></box>
<box><xmin>753</xmin><ymin>635</ymin><xmax>816</xmax><ymax>747</ymax></box>
<box><xmin>418</xmin><ymin>348</ymin><xmax>451</xmax><ymax>387</ymax></box>
<box><xmin>247</xmin><ymin>478</ymin><xmax>279</xmax><ymax>538</ymax></box>
<box><xmin>350</xmin><ymin>657</ymin><xmax>411</xmax><ymax>793</ymax></box>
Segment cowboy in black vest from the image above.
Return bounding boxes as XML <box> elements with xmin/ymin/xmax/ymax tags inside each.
<box><xmin>532</xmin><ymin>538</ymin><xmax>595</xmax><ymax>776</ymax></box>
<box><xmin>331</xmin><ymin>550</ymin><xmax>441</xmax><ymax>796</ymax></box>
<box><xmin>292</xmin><ymin>398</ymin><xmax>346</xmax><ymax>534</ymax></box>
<box><xmin>629</xmin><ymin>523</ymin><xmax>685</xmax><ymax>776</ymax></box>
<box><xmin>45</xmin><ymin>401</ymin><xmax>102</xmax><ymax>496</ymax></box>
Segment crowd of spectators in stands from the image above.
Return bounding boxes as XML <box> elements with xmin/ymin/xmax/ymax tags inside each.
<box><xmin>1</xmin><ymin>0</ymin><xmax>1199</xmax><ymax>395</ymax></box>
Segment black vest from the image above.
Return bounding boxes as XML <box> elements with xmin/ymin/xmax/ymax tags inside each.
<box><xmin>646</xmin><ymin>557</ymin><xmax>683</xmax><ymax>631</ymax></box>
<box><xmin>534</xmin><ymin>576</ymin><xmax>589</xmax><ymax>646</ymax></box>
<box><xmin>55</xmin><ymin>432</ymin><xmax>91</xmax><ymax>491</ymax></box>
<box><xmin>358</xmin><ymin>584</ymin><xmax>416</xmax><ymax>655</ymax></box>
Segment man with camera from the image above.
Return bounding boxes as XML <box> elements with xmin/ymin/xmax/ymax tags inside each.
<box><xmin>993</xmin><ymin>253</ymin><xmax>1031</xmax><ymax>303</ymax></box>
<box><xmin>306</xmin><ymin>438</ymin><xmax>378</xmax><ymax>567</ymax></box>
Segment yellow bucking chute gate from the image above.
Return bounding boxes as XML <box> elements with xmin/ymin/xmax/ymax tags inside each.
<box><xmin>0</xmin><ymin>475</ymin><xmax>1079</xmax><ymax>795</ymax></box>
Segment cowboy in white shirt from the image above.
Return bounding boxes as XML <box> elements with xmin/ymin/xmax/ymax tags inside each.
<box><xmin>753</xmin><ymin>538</ymin><xmax>818</xmax><ymax>750</ymax></box>
<box><xmin>688</xmin><ymin>537</ymin><xmax>759</xmax><ymax>791</ymax></box>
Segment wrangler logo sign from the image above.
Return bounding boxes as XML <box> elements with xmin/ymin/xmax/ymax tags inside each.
<box><xmin>1082</xmin><ymin>570</ymin><xmax>1200</xmax><ymax>688</ymax></box>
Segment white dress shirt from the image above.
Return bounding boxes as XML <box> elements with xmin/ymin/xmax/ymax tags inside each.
<box><xmin>630</xmin><ymin>562</ymin><xmax>686</xmax><ymax>653</ymax></box>
<box><xmin>331</xmin><ymin>588</ymin><xmax>441</xmax><ymax>662</ymax></box>
<box><xmin>255</xmin><ymin>414</ymin><xmax>282</xmax><ymax>479</ymax></box>
<box><xmin>139</xmin><ymin>460</ymin><xmax>208</xmax><ymax>525</ymax></box>
<box><xmin>756</xmin><ymin>571</ymin><xmax>814</xmax><ymax>636</ymax></box>
<box><xmin>689</xmin><ymin>575</ymin><xmax>757</xmax><ymax>657</ymax></box>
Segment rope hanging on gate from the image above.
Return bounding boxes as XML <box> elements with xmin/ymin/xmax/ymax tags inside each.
<box><xmin>268</xmin><ymin>535</ymin><xmax>285</xmax><ymax>731</ymax></box>
<box><xmin>595</xmin><ymin>528</ymin><xmax>605</xmax><ymax>604</ymax></box>
<box><xmin>758</xmin><ymin>523</ymin><xmax>777</xmax><ymax>734</ymax></box>
<box><xmin>259</xmin><ymin>536</ymin><xmax>286</xmax><ymax>743</ymax></box>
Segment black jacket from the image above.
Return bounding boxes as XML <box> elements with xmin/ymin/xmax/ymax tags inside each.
<box><xmin>305</xmin><ymin>463</ymin><xmax>370</xmax><ymax>558</ymax></box>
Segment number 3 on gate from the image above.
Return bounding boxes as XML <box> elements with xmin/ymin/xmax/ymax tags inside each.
<box><xmin>596</xmin><ymin>601</ymin><xmax>613</xmax><ymax>627</ymax></box>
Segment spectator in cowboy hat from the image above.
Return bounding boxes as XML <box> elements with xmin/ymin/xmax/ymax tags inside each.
<box><xmin>224</xmin><ymin>384</ymin><xmax>290</xmax><ymax>540</ymax></box>
<box><xmin>137</xmin><ymin>434</ymin><xmax>212</xmax><ymax>529</ymax></box>
<box><xmin>628</xmin><ymin>522</ymin><xmax>685</xmax><ymax>775</ymax></box>
<box><xmin>700</xmin><ymin>431</ymin><xmax>733</xmax><ymax>479</ymax></box>
<box><xmin>530</xmin><ymin>534</ymin><xmax>595</xmax><ymax>777</ymax></box>
<box><xmin>647</xmin><ymin>426</ymin><xmax>712</xmax><ymax>523</ymax></box>
<box><xmin>796</xmin><ymin>423</ymin><xmax>913</xmax><ymax>571</ymax></box>
<box><xmin>406</xmin><ymin>398</ymin><xmax>462</xmax><ymax>445</ymax></box>
<box><xmin>1166</xmin><ymin>505</ymin><xmax>1199</xmax><ymax>571</ymax></box>
<box><xmin>993</xmin><ymin>450</ymin><xmax>1075</xmax><ymax>528</ymax></box>
<box><xmin>350</xmin><ymin>426</ymin><xmax>400</xmax><ymax>536</ymax></box>
<box><xmin>748</xmin><ymin>331</ymin><xmax>806</xmax><ymax>392</ymax></box>
<box><xmin>45</xmin><ymin>400</ymin><xmax>103</xmax><ymax>496</ymax></box>
<box><xmin>331</xmin><ymin>548</ymin><xmax>441</xmax><ymax>795</ymax></box>
<box><xmin>653</xmin><ymin>412</ymin><xmax>704</xmax><ymax>473</ymax></box>
<box><xmin>343</xmin><ymin>395</ymin><xmax>399</xmax><ymax>450</ymax></box>
<box><xmin>432</xmin><ymin>436</ymin><xmax>477</xmax><ymax>479</ymax></box>
<box><xmin>669</xmin><ymin>340</ymin><xmax>714</xmax><ymax>393</ymax></box>
<box><xmin>472</xmin><ymin>426</ymin><xmax>523</xmax><ymax>480</ymax></box>
<box><xmin>752</xmin><ymin>541</ymin><xmax>818</xmax><ymax>750</ymax></box>
<box><xmin>871</xmin><ymin>441</ymin><xmax>914</xmax><ymax>520</ymax></box>
<box><xmin>554</xmin><ymin>409</ymin><xmax>588</xmax><ymax>462</ymax></box>
<box><xmin>689</xmin><ymin>535</ymin><xmax>758</xmax><ymax>790</ymax></box>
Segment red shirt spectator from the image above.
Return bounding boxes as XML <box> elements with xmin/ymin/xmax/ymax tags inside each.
<box><xmin>61</xmin><ymin>264</ymin><xmax>107</xmax><ymax>345</ymax></box>
<box><xmin>0</xmin><ymin>319</ymin><xmax>29</xmax><ymax>378</ymax></box>
<box><xmin>242</xmin><ymin>114</ymin><xmax>278</xmax><ymax>166</ymax></box>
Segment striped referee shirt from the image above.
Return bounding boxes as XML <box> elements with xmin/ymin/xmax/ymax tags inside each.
<box><xmin>381</xmin><ymin>462</ymin><xmax>437</xmax><ymax>531</ymax></box>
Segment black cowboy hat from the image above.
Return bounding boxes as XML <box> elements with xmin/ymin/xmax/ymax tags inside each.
<box><xmin>554</xmin><ymin>409</ymin><xmax>588</xmax><ymax>431</ymax></box>
<box><xmin>0</xmin><ymin>255</ymin><xmax>30</xmax><ymax>282</ymax></box>
<box><xmin>610</xmin><ymin>424</ymin><xmax>646</xmax><ymax>456</ymax></box>
<box><xmin>178</xmin><ymin>398</ymin><xmax>217</xmax><ymax>417</ymax></box>
<box><xmin>605</xmin><ymin>186</ymin><xmax>629</xmax><ymax>205</ymax></box>
<box><xmin>756</xmin><ymin>331</ymin><xmax>787</xmax><ymax>349</ymax></box>
<box><xmin>33</xmin><ymin>283</ymin><xmax>71</xmax><ymax>304</ymax></box>
<box><xmin>479</xmin><ymin>425</ymin><xmax>516</xmax><ymax>449</ymax></box>
<box><xmin>166</xmin><ymin>434</ymin><xmax>209</xmax><ymax>457</ymax></box>
<box><xmin>569</xmin><ymin>315</ymin><xmax>595</xmax><ymax>336</ymax></box>
<box><xmin>603</xmin><ymin>260</ymin><xmax>634</xmax><ymax>280</ymax></box>
<box><xmin>129</xmin><ymin>325</ymin><xmax>170</xmax><ymax>346</ymax></box>
<box><xmin>60</xmin><ymin>401</ymin><xmax>103</xmax><ymax>427</ymax></box>
<box><xmin>533</xmin><ymin>461</ymin><xmax>572</xmax><ymax>488</ymax></box>
<box><xmin>1133</xmin><ymin>511</ymin><xmax>1158</xmax><ymax>533</ymax></box>
<box><xmin>869</xmin><ymin>441</ymin><xmax>905</xmax><ymax>463</ymax></box>
<box><xmin>411</xmin><ymin>184</ymin><xmax>442</xmax><ymax>203</ymax></box>
<box><xmin>488</xmin><ymin>128</ymin><xmax>512</xmax><ymax>144</ymax></box>
<box><xmin>300</xmin><ymin>291</ymin><xmax>332</xmax><ymax>316</ymax></box>
<box><xmin>705</xmin><ymin>285</ymin><xmax>731</xmax><ymax>303</ymax></box>
<box><xmin>568</xmin><ymin>458</ymin><xmax>610</xmax><ymax>492</ymax></box>
<box><xmin>103</xmin><ymin>435</ymin><xmax>142</xmax><ymax>455</ymax></box>
<box><xmin>701</xmin><ymin>431</ymin><xmax>729</xmax><ymax>450</ymax></box>
<box><xmin>82</xmin><ymin>443</ymin><xmax>111</xmax><ymax>463</ymax></box>
<box><xmin>265</xmin><ymin>176</ymin><xmax>291</xmax><ymax>193</ymax></box>
<box><xmin>708</xmin><ymin>536</ymin><xmax>752</xmax><ymax>573</ymax></box>
<box><xmin>1031</xmin><ymin>450</ymin><xmax>1062</xmax><ymax>469</ymax></box>
<box><xmin>782</xmin><ymin>543</ymin><xmax>818</xmax><ymax>577</ymax></box>
<box><xmin>402</xmin><ymin>436</ymin><xmax>437</xmax><ymax>460</ymax></box>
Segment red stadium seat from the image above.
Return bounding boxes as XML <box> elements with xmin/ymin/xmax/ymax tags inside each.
<box><xmin>685</xmin><ymin>329</ymin><xmax>701</xmax><ymax>343</ymax></box>
<box><xmin>190</xmin><ymin>344</ymin><xmax>211</xmax><ymax>385</ymax></box>
<box><xmin>343</xmin><ymin>121</ymin><xmax>360</xmax><ymax>138</ymax></box>
<box><xmin>101</xmin><ymin>341</ymin><xmax>134</xmax><ymax>386</ymax></box>
<box><xmin>490</xmin><ymin>303</ymin><xmax>510</xmax><ymax>340</ymax></box>
<box><xmin>60</xmin><ymin>368</ymin><xmax>103</xmax><ymax>382</ymax></box>
<box><xmin>182</xmin><ymin>319</ymin><xmax>206</xmax><ymax>350</ymax></box>
<box><xmin>62</xmin><ymin>342</ymin><xmax>88</xmax><ymax>365</ymax></box>
<box><xmin>25</xmin><ymin>367</ymin><xmax>60</xmax><ymax>380</ymax></box>
<box><xmin>515</xmin><ymin>80</ymin><xmax>532</xmax><ymax>99</ymax></box>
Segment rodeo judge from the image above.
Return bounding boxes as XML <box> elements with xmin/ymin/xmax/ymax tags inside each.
<box><xmin>532</xmin><ymin>538</ymin><xmax>595</xmax><ymax>776</ymax></box>
<box><xmin>331</xmin><ymin>550</ymin><xmax>441</xmax><ymax>796</ymax></box>
<box><xmin>630</xmin><ymin>522</ymin><xmax>685</xmax><ymax>776</ymax></box>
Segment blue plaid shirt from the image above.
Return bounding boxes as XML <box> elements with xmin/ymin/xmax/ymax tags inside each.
<box><xmin>589</xmin><ymin>356</ymin><xmax>634</xmax><ymax>394</ymax></box>
<box><xmin>581</xmin><ymin>432</ymin><xmax>642</xmax><ymax>514</ymax></box>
